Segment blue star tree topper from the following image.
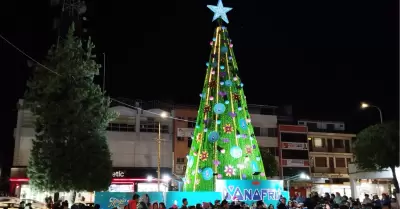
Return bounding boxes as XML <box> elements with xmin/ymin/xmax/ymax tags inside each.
<box><xmin>207</xmin><ymin>0</ymin><xmax>232</xmax><ymax>24</ymax></box>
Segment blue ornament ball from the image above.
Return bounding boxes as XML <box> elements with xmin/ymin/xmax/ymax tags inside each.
<box><xmin>213</xmin><ymin>103</ymin><xmax>226</xmax><ymax>114</ymax></box>
<box><xmin>208</xmin><ymin>131</ymin><xmax>220</xmax><ymax>143</ymax></box>
<box><xmin>239</xmin><ymin>119</ymin><xmax>248</xmax><ymax>130</ymax></box>
<box><xmin>202</xmin><ymin>167</ymin><xmax>214</xmax><ymax>181</ymax></box>
<box><xmin>206</xmin><ymin>62</ymin><xmax>209</xmax><ymax>67</ymax></box>
<box><xmin>224</xmin><ymin>80</ymin><xmax>232</xmax><ymax>87</ymax></box>
<box><xmin>230</xmin><ymin>146</ymin><xmax>243</xmax><ymax>159</ymax></box>
<box><xmin>251</xmin><ymin>161</ymin><xmax>260</xmax><ymax>172</ymax></box>
<box><xmin>220</xmin><ymin>65</ymin><xmax>225</xmax><ymax>70</ymax></box>
<box><xmin>187</xmin><ymin>156</ymin><xmax>194</xmax><ymax>168</ymax></box>
<box><xmin>221</xmin><ymin>46</ymin><xmax>228</xmax><ymax>53</ymax></box>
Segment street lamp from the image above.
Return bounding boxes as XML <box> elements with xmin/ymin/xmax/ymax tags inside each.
<box><xmin>284</xmin><ymin>173</ymin><xmax>310</xmax><ymax>192</ymax></box>
<box><xmin>361</xmin><ymin>102</ymin><xmax>383</xmax><ymax>124</ymax></box>
<box><xmin>157</xmin><ymin>112</ymin><xmax>168</xmax><ymax>192</ymax></box>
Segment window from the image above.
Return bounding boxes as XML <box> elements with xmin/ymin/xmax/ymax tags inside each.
<box><xmin>188</xmin><ymin>139</ymin><xmax>192</xmax><ymax>148</ymax></box>
<box><xmin>280</xmin><ymin>133</ymin><xmax>308</xmax><ymax>143</ymax></box>
<box><xmin>267</xmin><ymin>128</ymin><xmax>277</xmax><ymax>137</ymax></box>
<box><xmin>177</xmin><ymin>158</ymin><xmax>185</xmax><ymax>163</ymax></box>
<box><xmin>314</xmin><ymin>138</ymin><xmax>324</xmax><ymax>148</ymax></box>
<box><xmin>282</xmin><ymin>150</ymin><xmax>309</xmax><ymax>159</ymax></box>
<box><xmin>187</xmin><ymin>117</ymin><xmax>196</xmax><ymax>128</ymax></box>
<box><xmin>333</xmin><ymin>139</ymin><xmax>344</xmax><ymax>148</ymax></box>
<box><xmin>315</xmin><ymin>157</ymin><xmax>327</xmax><ymax>167</ymax></box>
<box><xmin>140</xmin><ymin>122</ymin><xmax>169</xmax><ymax>133</ymax></box>
<box><xmin>107</xmin><ymin>123</ymin><xmax>136</xmax><ymax>132</ymax></box>
<box><xmin>253</xmin><ymin>127</ymin><xmax>261</xmax><ymax>136</ymax></box>
<box><xmin>260</xmin><ymin>128</ymin><xmax>268</xmax><ymax>136</ymax></box>
<box><xmin>335</xmin><ymin>158</ymin><xmax>346</xmax><ymax>167</ymax></box>
<box><xmin>255</xmin><ymin>128</ymin><xmax>277</xmax><ymax>137</ymax></box>
<box><xmin>177</xmin><ymin>137</ymin><xmax>184</xmax><ymax>141</ymax></box>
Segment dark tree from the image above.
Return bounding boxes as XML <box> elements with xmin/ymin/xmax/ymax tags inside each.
<box><xmin>25</xmin><ymin>24</ymin><xmax>116</xmax><ymax>192</ymax></box>
<box><xmin>260</xmin><ymin>148</ymin><xmax>278</xmax><ymax>177</ymax></box>
<box><xmin>353</xmin><ymin>121</ymin><xmax>399</xmax><ymax>193</ymax></box>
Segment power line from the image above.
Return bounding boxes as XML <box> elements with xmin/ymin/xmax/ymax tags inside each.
<box><xmin>0</xmin><ymin>34</ymin><xmax>61</xmax><ymax>76</ymax></box>
<box><xmin>0</xmin><ymin>33</ymin><xmax>195</xmax><ymax>123</ymax></box>
<box><xmin>110</xmin><ymin>98</ymin><xmax>195</xmax><ymax>123</ymax></box>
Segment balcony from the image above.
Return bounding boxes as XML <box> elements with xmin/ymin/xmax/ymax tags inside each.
<box><xmin>311</xmin><ymin>167</ymin><xmax>349</xmax><ymax>175</ymax></box>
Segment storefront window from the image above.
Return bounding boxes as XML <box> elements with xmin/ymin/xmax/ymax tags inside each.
<box><xmin>19</xmin><ymin>184</ymin><xmax>94</xmax><ymax>203</ymax></box>
<box><xmin>137</xmin><ymin>183</ymin><xmax>168</xmax><ymax>192</ymax></box>
<box><xmin>109</xmin><ymin>184</ymin><xmax>134</xmax><ymax>192</ymax></box>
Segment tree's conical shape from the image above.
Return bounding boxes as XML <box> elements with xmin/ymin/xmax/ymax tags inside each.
<box><xmin>183</xmin><ymin>24</ymin><xmax>267</xmax><ymax>192</ymax></box>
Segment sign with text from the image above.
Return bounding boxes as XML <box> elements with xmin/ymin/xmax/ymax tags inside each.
<box><xmin>282</xmin><ymin>159</ymin><xmax>309</xmax><ymax>167</ymax></box>
<box><xmin>215</xmin><ymin>180</ymin><xmax>288</xmax><ymax>206</ymax></box>
<box><xmin>312</xmin><ymin>173</ymin><xmax>349</xmax><ymax>178</ymax></box>
<box><xmin>177</xmin><ymin>128</ymin><xmax>194</xmax><ymax>137</ymax></box>
<box><xmin>94</xmin><ymin>192</ymin><xmax>164</xmax><ymax>209</ymax></box>
<box><xmin>281</xmin><ymin>142</ymin><xmax>308</xmax><ymax>150</ymax></box>
<box><xmin>112</xmin><ymin>171</ymin><xmax>125</xmax><ymax>178</ymax></box>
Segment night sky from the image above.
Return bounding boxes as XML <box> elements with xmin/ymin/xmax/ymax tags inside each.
<box><xmin>0</xmin><ymin>0</ymin><xmax>398</xmax><ymax>177</ymax></box>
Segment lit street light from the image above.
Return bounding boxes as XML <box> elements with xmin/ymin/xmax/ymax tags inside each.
<box><xmin>284</xmin><ymin>173</ymin><xmax>310</xmax><ymax>192</ymax></box>
<box><xmin>361</xmin><ymin>102</ymin><xmax>383</xmax><ymax>124</ymax></box>
<box><xmin>147</xmin><ymin>175</ymin><xmax>153</xmax><ymax>182</ymax></box>
<box><xmin>157</xmin><ymin>112</ymin><xmax>168</xmax><ymax>192</ymax></box>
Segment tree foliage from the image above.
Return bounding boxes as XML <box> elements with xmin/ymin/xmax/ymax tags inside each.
<box><xmin>260</xmin><ymin>148</ymin><xmax>278</xmax><ymax>177</ymax></box>
<box><xmin>353</xmin><ymin>121</ymin><xmax>399</xmax><ymax>192</ymax></box>
<box><xmin>25</xmin><ymin>24</ymin><xmax>116</xmax><ymax>192</ymax></box>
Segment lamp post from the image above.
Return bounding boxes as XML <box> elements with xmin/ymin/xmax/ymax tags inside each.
<box><xmin>361</xmin><ymin>102</ymin><xmax>383</xmax><ymax>124</ymax></box>
<box><xmin>284</xmin><ymin>173</ymin><xmax>310</xmax><ymax>192</ymax></box>
<box><xmin>157</xmin><ymin>112</ymin><xmax>168</xmax><ymax>192</ymax></box>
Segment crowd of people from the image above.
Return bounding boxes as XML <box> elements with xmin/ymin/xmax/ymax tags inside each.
<box><xmin>286</xmin><ymin>192</ymin><xmax>397</xmax><ymax>209</ymax></box>
<box><xmin>122</xmin><ymin>192</ymin><xmax>398</xmax><ymax>209</ymax></box>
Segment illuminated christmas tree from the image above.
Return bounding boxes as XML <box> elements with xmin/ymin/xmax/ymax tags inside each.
<box><xmin>183</xmin><ymin>0</ymin><xmax>267</xmax><ymax>192</ymax></box>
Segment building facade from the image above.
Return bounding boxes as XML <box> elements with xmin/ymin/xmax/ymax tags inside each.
<box><xmin>278</xmin><ymin>125</ymin><xmax>310</xmax><ymax>196</ymax></box>
<box><xmin>299</xmin><ymin>120</ymin><xmax>356</xmax><ymax>196</ymax></box>
<box><xmin>171</xmin><ymin>105</ymin><xmax>281</xmax><ymax>179</ymax></box>
<box><xmin>11</xmin><ymin>99</ymin><xmax>174</xmax><ymax>199</ymax></box>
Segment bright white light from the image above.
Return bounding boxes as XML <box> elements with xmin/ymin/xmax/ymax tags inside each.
<box><xmin>220</xmin><ymin>149</ymin><xmax>226</xmax><ymax>154</ymax></box>
<box><xmin>160</xmin><ymin>112</ymin><xmax>168</xmax><ymax>118</ymax></box>
<box><xmin>147</xmin><ymin>175</ymin><xmax>153</xmax><ymax>182</ymax></box>
<box><xmin>361</xmin><ymin>102</ymin><xmax>369</xmax><ymax>109</ymax></box>
<box><xmin>162</xmin><ymin>174</ymin><xmax>171</xmax><ymax>182</ymax></box>
<box><xmin>299</xmin><ymin>173</ymin><xmax>306</xmax><ymax>179</ymax></box>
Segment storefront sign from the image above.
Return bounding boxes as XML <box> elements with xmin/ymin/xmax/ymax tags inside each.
<box><xmin>177</xmin><ymin>128</ymin><xmax>194</xmax><ymax>137</ymax></box>
<box><xmin>95</xmin><ymin>192</ymin><xmax>164</xmax><ymax>209</ymax></box>
<box><xmin>215</xmin><ymin>180</ymin><xmax>288</xmax><ymax>205</ymax></box>
<box><xmin>282</xmin><ymin>159</ymin><xmax>309</xmax><ymax>167</ymax></box>
<box><xmin>112</xmin><ymin>171</ymin><xmax>125</xmax><ymax>178</ymax></box>
<box><xmin>312</xmin><ymin>173</ymin><xmax>349</xmax><ymax>178</ymax></box>
<box><xmin>281</xmin><ymin>142</ymin><xmax>308</xmax><ymax>150</ymax></box>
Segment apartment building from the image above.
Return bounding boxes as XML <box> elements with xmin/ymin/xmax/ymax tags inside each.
<box><xmin>11</xmin><ymin>99</ymin><xmax>173</xmax><ymax>199</ymax></box>
<box><xmin>278</xmin><ymin>125</ymin><xmax>310</xmax><ymax>196</ymax></box>
<box><xmin>299</xmin><ymin>120</ymin><xmax>356</xmax><ymax>196</ymax></box>
<box><xmin>171</xmin><ymin>104</ymin><xmax>281</xmax><ymax>178</ymax></box>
